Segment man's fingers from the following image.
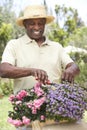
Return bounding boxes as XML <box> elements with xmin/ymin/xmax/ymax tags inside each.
<box><xmin>61</xmin><ymin>71</ymin><xmax>74</xmax><ymax>83</ymax></box>
<box><xmin>33</xmin><ymin>69</ymin><xmax>48</xmax><ymax>84</ymax></box>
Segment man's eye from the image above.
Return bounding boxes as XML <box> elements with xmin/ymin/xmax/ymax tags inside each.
<box><xmin>39</xmin><ymin>23</ymin><xmax>44</xmax><ymax>25</ymax></box>
<box><xmin>28</xmin><ymin>23</ymin><xmax>34</xmax><ymax>25</ymax></box>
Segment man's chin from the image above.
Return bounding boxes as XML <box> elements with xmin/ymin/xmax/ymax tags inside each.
<box><xmin>31</xmin><ymin>36</ymin><xmax>41</xmax><ymax>40</ymax></box>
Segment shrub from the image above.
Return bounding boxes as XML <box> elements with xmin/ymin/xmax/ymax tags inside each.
<box><xmin>0</xmin><ymin>78</ymin><xmax>13</xmax><ymax>96</ymax></box>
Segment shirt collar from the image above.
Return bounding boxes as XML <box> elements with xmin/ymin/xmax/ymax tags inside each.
<box><xmin>22</xmin><ymin>34</ymin><xmax>33</xmax><ymax>44</ymax></box>
<box><xmin>22</xmin><ymin>34</ymin><xmax>51</xmax><ymax>46</ymax></box>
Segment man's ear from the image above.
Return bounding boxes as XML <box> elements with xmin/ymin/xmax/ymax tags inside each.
<box><xmin>23</xmin><ymin>20</ymin><xmax>27</xmax><ymax>28</ymax></box>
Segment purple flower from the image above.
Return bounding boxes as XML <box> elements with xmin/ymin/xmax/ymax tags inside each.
<box><xmin>46</xmin><ymin>82</ymin><xmax>87</xmax><ymax>122</ymax></box>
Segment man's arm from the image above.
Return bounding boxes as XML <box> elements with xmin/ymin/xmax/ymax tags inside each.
<box><xmin>61</xmin><ymin>62</ymin><xmax>80</xmax><ymax>83</ymax></box>
<box><xmin>0</xmin><ymin>62</ymin><xmax>48</xmax><ymax>84</ymax></box>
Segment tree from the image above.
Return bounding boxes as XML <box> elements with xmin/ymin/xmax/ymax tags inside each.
<box><xmin>0</xmin><ymin>0</ymin><xmax>15</xmax><ymax>24</ymax></box>
<box><xmin>0</xmin><ymin>0</ymin><xmax>16</xmax><ymax>61</ymax></box>
<box><xmin>55</xmin><ymin>5</ymin><xmax>84</xmax><ymax>29</ymax></box>
<box><xmin>0</xmin><ymin>0</ymin><xmax>26</xmax><ymax>62</ymax></box>
<box><xmin>47</xmin><ymin>23</ymin><xmax>69</xmax><ymax>46</ymax></box>
<box><xmin>69</xmin><ymin>27</ymin><xmax>87</xmax><ymax>49</ymax></box>
<box><xmin>0</xmin><ymin>23</ymin><xmax>13</xmax><ymax>61</ymax></box>
<box><xmin>0</xmin><ymin>0</ymin><xmax>25</xmax><ymax>39</ymax></box>
<box><xmin>48</xmin><ymin>4</ymin><xmax>84</xmax><ymax>46</ymax></box>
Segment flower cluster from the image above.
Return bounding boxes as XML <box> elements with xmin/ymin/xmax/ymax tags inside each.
<box><xmin>46</xmin><ymin>82</ymin><xmax>87</xmax><ymax>122</ymax></box>
<box><xmin>8</xmin><ymin>82</ymin><xmax>87</xmax><ymax>127</ymax></box>
<box><xmin>8</xmin><ymin>82</ymin><xmax>47</xmax><ymax>127</ymax></box>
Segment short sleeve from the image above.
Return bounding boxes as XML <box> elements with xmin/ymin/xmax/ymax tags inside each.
<box><xmin>1</xmin><ymin>40</ymin><xmax>17</xmax><ymax>65</ymax></box>
<box><xmin>60</xmin><ymin>46</ymin><xmax>74</xmax><ymax>69</ymax></box>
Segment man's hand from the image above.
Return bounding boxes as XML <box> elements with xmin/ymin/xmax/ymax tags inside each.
<box><xmin>0</xmin><ymin>63</ymin><xmax>48</xmax><ymax>84</ymax></box>
<box><xmin>30</xmin><ymin>68</ymin><xmax>48</xmax><ymax>84</ymax></box>
<box><xmin>61</xmin><ymin>62</ymin><xmax>80</xmax><ymax>83</ymax></box>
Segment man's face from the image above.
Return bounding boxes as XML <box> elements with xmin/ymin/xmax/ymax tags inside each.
<box><xmin>23</xmin><ymin>18</ymin><xmax>46</xmax><ymax>40</ymax></box>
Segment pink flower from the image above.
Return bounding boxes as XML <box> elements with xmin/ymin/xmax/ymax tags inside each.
<box><xmin>9</xmin><ymin>94</ymin><xmax>15</xmax><ymax>102</ymax></box>
<box><xmin>13</xmin><ymin>120</ymin><xmax>23</xmax><ymax>127</ymax></box>
<box><xmin>33</xmin><ymin>97</ymin><xmax>46</xmax><ymax>109</ymax></box>
<box><xmin>22</xmin><ymin>116</ymin><xmax>31</xmax><ymax>125</ymax></box>
<box><xmin>34</xmin><ymin>82</ymin><xmax>44</xmax><ymax>97</ymax></box>
<box><xmin>7</xmin><ymin>118</ymin><xmax>23</xmax><ymax>127</ymax></box>
<box><xmin>41</xmin><ymin>115</ymin><xmax>45</xmax><ymax>120</ymax></box>
<box><xmin>32</xmin><ymin>107</ymin><xmax>37</xmax><ymax>114</ymax></box>
<box><xmin>26</xmin><ymin>102</ymin><xmax>32</xmax><ymax>108</ymax></box>
<box><xmin>16</xmin><ymin>90</ymin><xmax>28</xmax><ymax>100</ymax></box>
<box><xmin>7</xmin><ymin>117</ymin><xmax>13</xmax><ymax>123</ymax></box>
<box><xmin>14</xmin><ymin>107</ymin><xmax>18</xmax><ymax>110</ymax></box>
<box><xmin>16</xmin><ymin>101</ymin><xmax>22</xmax><ymax>105</ymax></box>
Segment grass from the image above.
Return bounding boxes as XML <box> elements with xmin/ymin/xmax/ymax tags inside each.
<box><xmin>0</xmin><ymin>96</ymin><xmax>15</xmax><ymax>130</ymax></box>
<box><xmin>0</xmin><ymin>96</ymin><xmax>87</xmax><ymax>130</ymax></box>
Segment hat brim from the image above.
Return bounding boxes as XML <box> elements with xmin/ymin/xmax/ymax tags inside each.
<box><xmin>16</xmin><ymin>15</ymin><xmax>54</xmax><ymax>26</ymax></box>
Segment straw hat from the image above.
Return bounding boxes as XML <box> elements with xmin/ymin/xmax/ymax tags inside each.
<box><xmin>16</xmin><ymin>5</ymin><xmax>55</xmax><ymax>26</ymax></box>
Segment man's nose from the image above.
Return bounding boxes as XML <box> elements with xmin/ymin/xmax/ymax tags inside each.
<box><xmin>34</xmin><ymin>24</ymin><xmax>40</xmax><ymax>30</ymax></box>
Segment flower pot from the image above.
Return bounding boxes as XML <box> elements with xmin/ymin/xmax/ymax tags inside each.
<box><xmin>16</xmin><ymin>126</ymin><xmax>32</xmax><ymax>130</ymax></box>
